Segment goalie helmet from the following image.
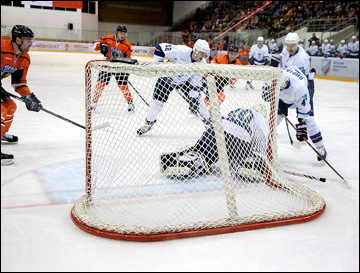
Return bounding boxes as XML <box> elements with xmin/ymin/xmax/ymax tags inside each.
<box><xmin>11</xmin><ymin>25</ymin><xmax>34</xmax><ymax>41</ymax></box>
<box><xmin>193</xmin><ymin>39</ymin><xmax>210</xmax><ymax>55</ymax></box>
<box><xmin>284</xmin><ymin>32</ymin><xmax>299</xmax><ymax>45</ymax></box>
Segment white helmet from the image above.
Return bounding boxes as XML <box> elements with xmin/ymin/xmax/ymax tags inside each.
<box><xmin>341</xmin><ymin>40</ymin><xmax>345</xmax><ymax>43</ymax></box>
<box><xmin>285</xmin><ymin>32</ymin><xmax>299</xmax><ymax>44</ymax></box>
<box><xmin>257</xmin><ymin>36</ymin><xmax>264</xmax><ymax>42</ymax></box>
<box><xmin>324</xmin><ymin>39</ymin><xmax>328</xmax><ymax>43</ymax></box>
<box><xmin>193</xmin><ymin>39</ymin><xmax>210</xmax><ymax>55</ymax></box>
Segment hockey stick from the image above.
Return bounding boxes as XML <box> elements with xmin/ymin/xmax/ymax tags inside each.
<box><xmin>284</xmin><ymin>115</ymin><xmax>301</xmax><ymax>149</ymax></box>
<box><xmin>4</xmin><ymin>90</ymin><xmax>111</xmax><ymax>131</ymax></box>
<box><xmin>283</xmin><ymin>115</ymin><xmax>350</xmax><ymax>189</ymax></box>
<box><xmin>283</xmin><ymin>169</ymin><xmax>326</xmax><ymax>182</ymax></box>
<box><xmin>1</xmin><ymin>88</ymin><xmax>86</xmax><ymax>129</ymax></box>
<box><xmin>173</xmin><ymin>84</ymin><xmax>211</xmax><ymax>124</ymax></box>
<box><xmin>128</xmin><ymin>81</ymin><xmax>149</xmax><ymax>106</ymax></box>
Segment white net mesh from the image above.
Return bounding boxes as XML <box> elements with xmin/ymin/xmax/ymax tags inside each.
<box><xmin>71</xmin><ymin>61</ymin><xmax>325</xmax><ymax>241</ymax></box>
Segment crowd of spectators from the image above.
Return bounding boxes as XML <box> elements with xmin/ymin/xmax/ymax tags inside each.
<box><xmin>173</xmin><ymin>1</ymin><xmax>358</xmax><ymax>50</ymax></box>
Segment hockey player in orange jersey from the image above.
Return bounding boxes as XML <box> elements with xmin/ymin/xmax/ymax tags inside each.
<box><xmin>205</xmin><ymin>44</ymin><xmax>241</xmax><ymax>112</ymax></box>
<box><xmin>92</xmin><ymin>25</ymin><xmax>135</xmax><ymax>112</ymax></box>
<box><xmin>238</xmin><ymin>43</ymin><xmax>250</xmax><ymax>65</ymax></box>
<box><xmin>238</xmin><ymin>43</ymin><xmax>255</xmax><ymax>90</ymax></box>
<box><xmin>1</xmin><ymin>25</ymin><xmax>41</xmax><ymax>165</ymax></box>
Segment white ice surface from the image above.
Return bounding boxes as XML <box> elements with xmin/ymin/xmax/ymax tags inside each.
<box><xmin>1</xmin><ymin>51</ymin><xmax>359</xmax><ymax>272</ymax></box>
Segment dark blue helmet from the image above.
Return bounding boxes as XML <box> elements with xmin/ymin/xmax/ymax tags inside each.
<box><xmin>116</xmin><ymin>25</ymin><xmax>127</xmax><ymax>33</ymax></box>
<box><xmin>11</xmin><ymin>25</ymin><xmax>34</xmax><ymax>41</ymax></box>
<box><xmin>228</xmin><ymin>44</ymin><xmax>239</xmax><ymax>53</ymax></box>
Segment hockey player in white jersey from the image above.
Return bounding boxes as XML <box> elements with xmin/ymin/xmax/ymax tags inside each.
<box><xmin>249</xmin><ymin>36</ymin><xmax>270</xmax><ymax>65</ymax></box>
<box><xmin>320</xmin><ymin>39</ymin><xmax>331</xmax><ymax>57</ymax></box>
<box><xmin>270</xmin><ymin>32</ymin><xmax>319</xmax><ymax>135</ymax></box>
<box><xmin>160</xmin><ymin>105</ymin><xmax>269</xmax><ymax>178</ymax></box>
<box><xmin>337</xmin><ymin>40</ymin><xmax>348</xmax><ymax>59</ymax></box>
<box><xmin>328</xmin><ymin>39</ymin><xmax>337</xmax><ymax>57</ymax></box>
<box><xmin>269</xmin><ymin>39</ymin><xmax>279</xmax><ymax>54</ymax></box>
<box><xmin>307</xmin><ymin>41</ymin><xmax>319</xmax><ymax>56</ymax></box>
<box><xmin>137</xmin><ymin>39</ymin><xmax>211</xmax><ymax>136</ymax></box>
<box><xmin>263</xmin><ymin>66</ymin><xmax>327</xmax><ymax>161</ymax></box>
<box><xmin>347</xmin><ymin>36</ymin><xmax>359</xmax><ymax>58</ymax></box>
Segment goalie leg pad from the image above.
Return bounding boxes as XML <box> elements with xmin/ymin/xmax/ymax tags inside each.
<box><xmin>160</xmin><ymin>150</ymin><xmax>209</xmax><ymax>178</ymax></box>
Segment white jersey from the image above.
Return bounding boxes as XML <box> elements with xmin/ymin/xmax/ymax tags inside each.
<box><xmin>222</xmin><ymin>107</ymin><xmax>268</xmax><ymax>153</ymax></box>
<box><xmin>153</xmin><ymin>43</ymin><xmax>206</xmax><ymax>86</ymax></box>
<box><xmin>279</xmin><ymin>66</ymin><xmax>311</xmax><ymax>120</ymax></box>
<box><xmin>269</xmin><ymin>42</ymin><xmax>279</xmax><ymax>54</ymax></box>
<box><xmin>249</xmin><ymin>44</ymin><xmax>270</xmax><ymax>65</ymax></box>
<box><xmin>329</xmin><ymin>44</ymin><xmax>336</xmax><ymax>55</ymax></box>
<box><xmin>280</xmin><ymin>45</ymin><xmax>310</xmax><ymax>76</ymax></box>
<box><xmin>347</xmin><ymin>41</ymin><xmax>359</xmax><ymax>57</ymax></box>
<box><xmin>308</xmin><ymin>45</ymin><xmax>319</xmax><ymax>56</ymax></box>
<box><xmin>337</xmin><ymin>44</ymin><xmax>348</xmax><ymax>56</ymax></box>
<box><xmin>321</xmin><ymin>43</ymin><xmax>331</xmax><ymax>55</ymax></box>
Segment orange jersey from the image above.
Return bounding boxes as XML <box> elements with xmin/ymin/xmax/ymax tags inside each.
<box><xmin>209</xmin><ymin>54</ymin><xmax>241</xmax><ymax>65</ymax></box>
<box><xmin>238</xmin><ymin>49</ymin><xmax>250</xmax><ymax>65</ymax></box>
<box><xmin>93</xmin><ymin>34</ymin><xmax>132</xmax><ymax>60</ymax></box>
<box><xmin>1</xmin><ymin>39</ymin><xmax>31</xmax><ymax>96</ymax></box>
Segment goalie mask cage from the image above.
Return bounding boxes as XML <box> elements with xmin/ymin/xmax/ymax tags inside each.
<box><xmin>71</xmin><ymin>61</ymin><xmax>325</xmax><ymax>242</ymax></box>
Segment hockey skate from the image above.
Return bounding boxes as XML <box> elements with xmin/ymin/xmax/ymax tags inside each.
<box><xmin>1</xmin><ymin>152</ymin><xmax>14</xmax><ymax>166</ymax></box>
<box><xmin>2</xmin><ymin>132</ymin><xmax>18</xmax><ymax>144</ymax></box>
<box><xmin>127</xmin><ymin>101</ymin><xmax>135</xmax><ymax>112</ymax></box>
<box><xmin>137</xmin><ymin>120</ymin><xmax>155</xmax><ymax>136</ymax></box>
<box><xmin>317</xmin><ymin>146</ymin><xmax>327</xmax><ymax>161</ymax></box>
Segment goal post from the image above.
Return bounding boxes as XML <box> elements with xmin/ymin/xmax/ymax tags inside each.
<box><xmin>71</xmin><ymin>60</ymin><xmax>326</xmax><ymax>241</ymax></box>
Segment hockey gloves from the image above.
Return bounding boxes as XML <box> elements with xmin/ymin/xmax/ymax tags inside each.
<box><xmin>295</xmin><ymin>119</ymin><xmax>308</xmax><ymax>142</ymax></box>
<box><xmin>22</xmin><ymin>93</ymin><xmax>42</xmax><ymax>112</ymax></box>
<box><xmin>270</xmin><ymin>55</ymin><xmax>281</xmax><ymax>67</ymax></box>
<box><xmin>100</xmin><ymin>43</ymin><xmax>108</xmax><ymax>57</ymax></box>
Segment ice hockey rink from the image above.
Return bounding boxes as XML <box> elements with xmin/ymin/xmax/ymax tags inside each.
<box><xmin>1</xmin><ymin>51</ymin><xmax>359</xmax><ymax>272</ymax></box>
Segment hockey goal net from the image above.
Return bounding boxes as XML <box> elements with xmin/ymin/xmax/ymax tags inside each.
<box><xmin>71</xmin><ymin>60</ymin><xmax>325</xmax><ymax>241</ymax></box>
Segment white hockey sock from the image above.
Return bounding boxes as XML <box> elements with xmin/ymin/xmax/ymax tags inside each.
<box><xmin>146</xmin><ymin>99</ymin><xmax>165</xmax><ymax>122</ymax></box>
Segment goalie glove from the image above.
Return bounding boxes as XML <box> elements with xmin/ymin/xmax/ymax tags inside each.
<box><xmin>21</xmin><ymin>93</ymin><xmax>42</xmax><ymax>112</ymax></box>
<box><xmin>100</xmin><ymin>43</ymin><xmax>108</xmax><ymax>56</ymax></box>
<box><xmin>295</xmin><ymin>119</ymin><xmax>308</xmax><ymax>142</ymax></box>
